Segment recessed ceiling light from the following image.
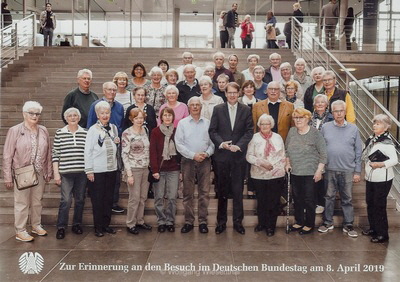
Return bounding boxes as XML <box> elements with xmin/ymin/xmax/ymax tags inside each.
<box><xmin>339</xmin><ymin>68</ymin><xmax>356</xmax><ymax>72</ymax></box>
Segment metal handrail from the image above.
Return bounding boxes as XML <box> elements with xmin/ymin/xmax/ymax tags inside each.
<box><xmin>292</xmin><ymin>17</ymin><xmax>400</xmax><ymax>209</ymax></box>
<box><xmin>1</xmin><ymin>14</ymin><xmax>35</xmax><ymax>68</ymax></box>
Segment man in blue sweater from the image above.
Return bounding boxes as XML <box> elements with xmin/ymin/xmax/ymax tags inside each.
<box><xmin>318</xmin><ymin>100</ymin><xmax>362</xmax><ymax>237</ymax></box>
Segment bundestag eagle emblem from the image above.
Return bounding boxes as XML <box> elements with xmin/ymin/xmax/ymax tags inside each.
<box><xmin>18</xmin><ymin>252</ymin><xmax>44</xmax><ymax>274</ymax></box>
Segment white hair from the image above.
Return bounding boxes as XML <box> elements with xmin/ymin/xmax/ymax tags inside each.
<box><xmin>294</xmin><ymin>58</ymin><xmax>306</xmax><ymax>67</ymax></box>
<box><xmin>182</xmin><ymin>52</ymin><xmax>194</xmax><ymax>59</ymax></box>
<box><xmin>311</xmin><ymin>66</ymin><xmax>325</xmax><ymax>77</ymax></box>
<box><xmin>63</xmin><ymin>107</ymin><xmax>81</xmax><ymax>119</ymax></box>
<box><xmin>203</xmin><ymin>64</ymin><xmax>215</xmax><ymax>72</ymax></box>
<box><xmin>372</xmin><ymin>114</ymin><xmax>392</xmax><ymax>130</ymax></box>
<box><xmin>149</xmin><ymin>66</ymin><xmax>163</xmax><ymax>77</ymax></box>
<box><xmin>23</xmin><ymin>101</ymin><xmax>42</xmax><ymax>113</ymax></box>
<box><xmin>313</xmin><ymin>94</ymin><xmax>329</xmax><ymax>106</ymax></box>
<box><xmin>247</xmin><ymin>54</ymin><xmax>260</xmax><ymax>63</ymax></box>
<box><xmin>269</xmin><ymin>52</ymin><xmax>281</xmax><ymax>60</ymax></box>
<box><xmin>280</xmin><ymin>62</ymin><xmax>292</xmax><ymax>71</ymax></box>
<box><xmin>253</xmin><ymin>65</ymin><xmax>265</xmax><ymax>74</ymax></box>
<box><xmin>257</xmin><ymin>114</ymin><xmax>275</xmax><ymax>128</ymax></box>
<box><xmin>199</xmin><ymin>75</ymin><xmax>213</xmax><ymax>86</ymax></box>
<box><xmin>164</xmin><ymin>85</ymin><xmax>179</xmax><ymax>96</ymax></box>
<box><xmin>188</xmin><ymin>96</ymin><xmax>202</xmax><ymax>106</ymax></box>
<box><xmin>95</xmin><ymin>101</ymin><xmax>111</xmax><ymax>114</ymax></box>
<box><xmin>323</xmin><ymin>70</ymin><xmax>336</xmax><ymax>79</ymax></box>
<box><xmin>213</xmin><ymin>51</ymin><xmax>225</xmax><ymax>60</ymax></box>
<box><xmin>183</xmin><ymin>64</ymin><xmax>196</xmax><ymax>73</ymax></box>
<box><xmin>77</xmin><ymin>68</ymin><xmax>92</xmax><ymax>79</ymax></box>
<box><xmin>331</xmin><ymin>100</ymin><xmax>346</xmax><ymax>111</ymax></box>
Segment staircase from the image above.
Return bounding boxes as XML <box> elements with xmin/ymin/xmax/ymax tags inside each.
<box><xmin>1</xmin><ymin>47</ymin><xmax>398</xmax><ymax>228</ymax></box>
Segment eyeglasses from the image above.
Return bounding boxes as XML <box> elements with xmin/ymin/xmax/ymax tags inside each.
<box><xmin>105</xmin><ymin>88</ymin><xmax>117</xmax><ymax>92</ymax></box>
<box><xmin>323</xmin><ymin>78</ymin><xmax>334</xmax><ymax>83</ymax></box>
<box><xmin>268</xmin><ymin>88</ymin><xmax>280</xmax><ymax>92</ymax></box>
<box><xmin>293</xmin><ymin>116</ymin><xmax>305</xmax><ymax>120</ymax></box>
<box><xmin>226</xmin><ymin>92</ymin><xmax>238</xmax><ymax>96</ymax></box>
<box><xmin>260</xmin><ymin>123</ymin><xmax>271</xmax><ymax>126</ymax></box>
<box><xmin>26</xmin><ymin>112</ymin><xmax>41</xmax><ymax>117</ymax></box>
<box><xmin>332</xmin><ymin>110</ymin><xmax>345</xmax><ymax>113</ymax></box>
<box><xmin>286</xmin><ymin>87</ymin><xmax>295</xmax><ymax>90</ymax></box>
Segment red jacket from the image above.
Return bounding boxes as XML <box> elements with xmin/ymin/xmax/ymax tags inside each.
<box><xmin>240</xmin><ymin>21</ymin><xmax>254</xmax><ymax>39</ymax></box>
<box><xmin>149</xmin><ymin>127</ymin><xmax>180</xmax><ymax>173</ymax></box>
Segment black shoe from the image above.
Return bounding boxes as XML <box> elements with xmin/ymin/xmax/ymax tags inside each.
<box><xmin>299</xmin><ymin>227</ymin><xmax>314</xmax><ymax>235</ymax></box>
<box><xmin>234</xmin><ymin>224</ymin><xmax>245</xmax><ymax>235</ymax></box>
<box><xmin>371</xmin><ymin>236</ymin><xmax>389</xmax><ymax>243</ymax></box>
<box><xmin>95</xmin><ymin>228</ymin><xmax>104</xmax><ymax>237</ymax></box>
<box><xmin>112</xmin><ymin>205</ymin><xmax>124</xmax><ymax>213</ymax></box>
<box><xmin>167</xmin><ymin>225</ymin><xmax>175</xmax><ymax>232</ymax></box>
<box><xmin>266</xmin><ymin>228</ymin><xmax>275</xmax><ymax>237</ymax></box>
<box><xmin>199</xmin><ymin>224</ymin><xmax>209</xmax><ymax>234</ymax></box>
<box><xmin>362</xmin><ymin>229</ymin><xmax>376</xmax><ymax>236</ymax></box>
<box><xmin>289</xmin><ymin>224</ymin><xmax>303</xmax><ymax>232</ymax></box>
<box><xmin>147</xmin><ymin>189</ymin><xmax>154</xmax><ymax>199</ymax></box>
<box><xmin>72</xmin><ymin>225</ymin><xmax>83</xmax><ymax>235</ymax></box>
<box><xmin>56</xmin><ymin>228</ymin><xmax>65</xmax><ymax>239</ymax></box>
<box><xmin>103</xmin><ymin>227</ymin><xmax>116</xmax><ymax>234</ymax></box>
<box><xmin>157</xmin><ymin>225</ymin><xmax>166</xmax><ymax>233</ymax></box>
<box><xmin>137</xmin><ymin>223</ymin><xmax>152</xmax><ymax>231</ymax></box>
<box><xmin>127</xmin><ymin>226</ymin><xmax>139</xmax><ymax>235</ymax></box>
<box><xmin>254</xmin><ymin>225</ymin><xmax>265</xmax><ymax>232</ymax></box>
<box><xmin>181</xmin><ymin>224</ymin><xmax>194</xmax><ymax>233</ymax></box>
<box><xmin>215</xmin><ymin>224</ymin><xmax>226</xmax><ymax>234</ymax></box>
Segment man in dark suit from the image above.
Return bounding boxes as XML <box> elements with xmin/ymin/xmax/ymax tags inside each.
<box><xmin>209</xmin><ymin>82</ymin><xmax>253</xmax><ymax>235</ymax></box>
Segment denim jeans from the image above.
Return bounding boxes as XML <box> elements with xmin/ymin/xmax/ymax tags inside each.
<box><xmin>43</xmin><ymin>27</ymin><xmax>54</xmax><ymax>46</ymax></box>
<box><xmin>153</xmin><ymin>170</ymin><xmax>179</xmax><ymax>226</ymax></box>
<box><xmin>324</xmin><ymin>170</ymin><xmax>354</xmax><ymax>226</ymax></box>
<box><xmin>56</xmin><ymin>172</ymin><xmax>87</xmax><ymax>229</ymax></box>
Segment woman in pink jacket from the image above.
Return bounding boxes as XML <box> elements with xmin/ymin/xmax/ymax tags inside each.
<box><xmin>240</xmin><ymin>15</ymin><xmax>255</xmax><ymax>49</ymax></box>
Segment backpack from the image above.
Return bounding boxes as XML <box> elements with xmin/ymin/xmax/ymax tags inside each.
<box><xmin>223</xmin><ymin>12</ymin><xmax>228</xmax><ymax>26</ymax></box>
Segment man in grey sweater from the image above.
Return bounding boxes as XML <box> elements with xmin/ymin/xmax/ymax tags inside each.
<box><xmin>320</xmin><ymin>0</ymin><xmax>339</xmax><ymax>50</ymax></box>
<box><xmin>318</xmin><ymin>100</ymin><xmax>362</xmax><ymax>237</ymax></box>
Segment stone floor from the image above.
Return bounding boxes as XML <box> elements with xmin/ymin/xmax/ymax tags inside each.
<box><xmin>0</xmin><ymin>224</ymin><xmax>399</xmax><ymax>282</ymax></box>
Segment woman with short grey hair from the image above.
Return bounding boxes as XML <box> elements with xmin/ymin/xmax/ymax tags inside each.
<box><xmin>145</xmin><ymin>67</ymin><xmax>166</xmax><ymax>116</ymax></box>
<box><xmin>242</xmin><ymin>54</ymin><xmax>260</xmax><ymax>80</ymax></box>
<box><xmin>3</xmin><ymin>101</ymin><xmax>52</xmax><ymax>242</ymax></box>
<box><xmin>304</xmin><ymin>66</ymin><xmax>326</xmax><ymax>112</ymax></box>
<box><xmin>53</xmin><ymin>107</ymin><xmax>87</xmax><ymax>239</ymax></box>
<box><xmin>293</xmin><ymin>58</ymin><xmax>312</xmax><ymax>92</ymax></box>
<box><xmin>199</xmin><ymin>75</ymin><xmax>224</xmax><ymax>120</ymax></box>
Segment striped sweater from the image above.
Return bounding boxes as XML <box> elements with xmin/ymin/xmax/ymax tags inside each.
<box><xmin>52</xmin><ymin>125</ymin><xmax>87</xmax><ymax>174</ymax></box>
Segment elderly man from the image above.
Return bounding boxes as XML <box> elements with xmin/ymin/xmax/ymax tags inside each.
<box><xmin>323</xmin><ymin>70</ymin><xmax>356</xmax><ymax>123</ymax></box>
<box><xmin>252</xmin><ymin>81</ymin><xmax>294</xmax><ymax>142</ymax></box>
<box><xmin>228</xmin><ymin>54</ymin><xmax>245</xmax><ymax>87</ymax></box>
<box><xmin>212</xmin><ymin>52</ymin><xmax>235</xmax><ymax>83</ymax></box>
<box><xmin>318</xmin><ymin>100</ymin><xmax>362</xmax><ymax>237</ymax></box>
<box><xmin>279</xmin><ymin>62</ymin><xmax>303</xmax><ymax>100</ymax></box>
<box><xmin>176</xmin><ymin>51</ymin><xmax>202</xmax><ymax>82</ymax></box>
<box><xmin>263</xmin><ymin>52</ymin><xmax>282</xmax><ymax>83</ymax></box>
<box><xmin>87</xmin><ymin>82</ymin><xmax>125</xmax><ymax>214</ymax></box>
<box><xmin>176</xmin><ymin>64</ymin><xmax>201</xmax><ymax>105</ymax></box>
<box><xmin>320</xmin><ymin>0</ymin><xmax>339</xmax><ymax>50</ymax></box>
<box><xmin>175</xmin><ymin>97</ymin><xmax>215</xmax><ymax>234</ymax></box>
<box><xmin>225</xmin><ymin>3</ymin><xmax>239</xmax><ymax>48</ymax></box>
<box><xmin>62</xmin><ymin>69</ymin><xmax>98</xmax><ymax>128</ymax></box>
<box><xmin>209</xmin><ymin>82</ymin><xmax>253</xmax><ymax>235</ymax></box>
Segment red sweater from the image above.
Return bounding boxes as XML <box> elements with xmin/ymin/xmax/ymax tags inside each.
<box><xmin>149</xmin><ymin>127</ymin><xmax>180</xmax><ymax>173</ymax></box>
<box><xmin>240</xmin><ymin>21</ymin><xmax>254</xmax><ymax>39</ymax></box>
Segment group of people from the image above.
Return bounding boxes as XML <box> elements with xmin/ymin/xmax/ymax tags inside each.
<box><xmin>3</xmin><ymin>49</ymin><xmax>397</xmax><ymax>245</ymax></box>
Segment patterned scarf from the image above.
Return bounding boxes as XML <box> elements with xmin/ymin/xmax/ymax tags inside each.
<box><xmin>286</xmin><ymin>94</ymin><xmax>297</xmax><ymax>104</ymax></box>
<box><xmin>310</xmin><ymin>109</ymin><xmax>330</xmax><ymax>130</ymax></box>
<box><xmin>362</xmin><ymin>131</ymin><xmax>393</xmax><ymax>162</ymax></box>
<box><xmin>159</xmin><ymin>123</ymin><xmax>176</xmax><ymax>160</ymax></box>
<box><xmin>260</xmin><ymin>131</ymin><xmax>276</xmax><ymax>157</ymax></box>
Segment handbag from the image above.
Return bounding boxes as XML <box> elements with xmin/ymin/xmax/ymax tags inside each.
<box><xmin>39</xmin><ymin>27</ymin><xmax>43</xmax><ymax>34</ymax></box>
<box><xmin>13</xmin><ymin>132</ymin><xmax>40</xmax><ymax>190</ymax></box>
<box><xmin>368</xmin><ymin>149</ymin><xmax>389</xmax><ymax>162</ymax></box>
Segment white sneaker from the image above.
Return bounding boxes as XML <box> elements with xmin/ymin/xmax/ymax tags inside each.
<box><xmin>318</xmin><ymin>223</ymin><xmax>334</xmax><ymax>233</ymax></box>
<box><xmin>343</xmin><ymin>225</ymin><xmax>358</xmax><ymax>238</ymax></box>
<box><xmin>315</xmin><ymin>205</ymin><xmax>325</xmax><ymax>214</ymax></box>
<box><xmin>32</xmin><ymin>225</ymin><xmax>48</xmax><ymax>236</ymax></box>
<box><xmin>16</xmin><ymin>231</ymin><xmax>34</xmax><ymax>242</ymax></box>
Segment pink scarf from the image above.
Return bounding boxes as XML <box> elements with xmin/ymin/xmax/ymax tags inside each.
<box><xmin>260</xmin><ymin>131</ymin><xmax>276</xmax><ymax>157</ymax></box>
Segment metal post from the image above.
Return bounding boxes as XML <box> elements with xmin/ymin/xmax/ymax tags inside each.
<box><xmin>33</xmin><ymin>14</ymin><xmax>36</xmax><ymax>46</ymax></box>
<box><xmin>14</xmin><ymin>23</ymin><xmax>18</xmax><ymax>59</ymax></box>
<box><xmin>312</xmin><ymin>37</ymin><xmax>315</xmax><ymax>69</ymax></box>
<box><xmin>130</xmin><ymin>0</ymin><xmax>132</xmax><ymax>48</ymax></box>
<box><xmin>88</xmin><ymin>0</ymin><xmax>91</xmax><ymax>47</ymax></box>
<box><xmin>140</xmin><ymin>11</ymin><xmax>142</xmax><ymax>48</ymax></box>
<box><xmin>72</xmin><ymin>0</ymin><xmax>75</xmax><ymax>46</ymax></box>
<box><xmin>397</xmin><ymin>76</ymin><xmax>399</xmax><ymax>141</ymax></box>
<box><xmin>386</xmin><ymin>76</ymin><xmax>390</xmax><ymax>110</ymax></box>
<box><xmin>345</xmin><ymin>73</ymin><xmax>349</xmax><ymax>91</ymax></box>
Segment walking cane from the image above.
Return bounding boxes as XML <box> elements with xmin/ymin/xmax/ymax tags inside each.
<box><xmin>286</xmin><ymin>169</ymin><xmax>291</xmax><ymax>234</ymax></box>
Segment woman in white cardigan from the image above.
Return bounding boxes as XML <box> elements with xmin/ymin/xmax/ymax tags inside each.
<box><xmin>246</xmin><ymin>114</ymin><xmax>286</xmax><ymax>236</ymax></box>
<box><xmin>362</xmin><ymin>114</ymin><xmax>398</xmax><ymax>243</ymax></box>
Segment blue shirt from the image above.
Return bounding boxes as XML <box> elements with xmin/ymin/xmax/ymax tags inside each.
<box><xmin>255</xmin><ymin>82</ymin><xmax>268</xmax><ymax>100</ymax></box>
<box><xmin>87</xmin><ymin>98</ymin><xmax>124</xmax><ymax>136</ymax></box>
<box><xmin>174</xmin><ymin>115</ymin><xmax>215</xmax><ymax>159</ymax></box>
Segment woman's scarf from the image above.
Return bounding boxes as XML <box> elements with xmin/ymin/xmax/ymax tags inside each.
<box><xmin>293</xmin><ymin>72</ymin><xmax>307</xmax><ymax>84</ymax></box>
<box><xmin>286</xmin><ymin>94</ymin><xmax>297</xmax><ymax>104</ymax></box>
<box><xmin>310</xmin><ymin>109</ymin><xmax>330</xmax><ymax>130</ymax></box>
<box><xmin>260</xmin><ymin>131</ymin><xmax>276</xmax><ymax>157</ymax></box>
<box><xmin>362</xmin><ymin>131</ymin><xmax>393</xmax><ymax>162</ymax></box>
<box><xmin>242</xmin><ymin>95</ymin><xmax>257</xmax><ymax>105</ymax></box>
<box><xmin>97</xmin><ymin>121</ymin><xmax>115</xmax><ymax>147</ymax></box>
<box><xmin>159</xmin><ymin>123</ymin><xmax>176</xmax><ymax>160</ymax></box>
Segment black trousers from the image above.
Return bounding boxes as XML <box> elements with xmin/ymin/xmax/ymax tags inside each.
<box><xmin>242</xmin><ymin>36</ymin><xmax>252</xmax><ymax>48</ymax></box>
<box><xmin>292</xmin><ymin>175</ymin><xmax>315</xmax><ymax>228</ymax></box>
<box><xmin>314</xmin><ymin>178</ymin><xmax>326</xmax><ymax>207</ymax></box>
<box><xmin>366</xmin><ymin>180</ymin><xmax>392</xmax><ymax>238</ymax></box>
<box><xmin>220</xmin><ymin>30</ymin><xmax>228</xmax><ymax>48</ymax></box>
<box><xmin>253</xmin><ymin>177</ymin><xmax>284</xmax><ymax>230</ymax></box>
<box><xmin>216</xmin><ymin>159</ymin><xmax>245</xmax><ymax>225</ymax></box>
<box><xmin>91</xmin><ymin>171</ymin><xmax>117</xmax><ymax>230</ymax></box>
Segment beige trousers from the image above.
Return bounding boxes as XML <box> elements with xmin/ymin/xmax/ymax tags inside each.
<box><xmin>14</xmin><ymin>172</ymin><xmax>45</xmax><ymax>233</ymax></box>
<box><xmin>126</xmin><ymin>168</ymin><xmax>149</xmax><ymax>228</ymax></box>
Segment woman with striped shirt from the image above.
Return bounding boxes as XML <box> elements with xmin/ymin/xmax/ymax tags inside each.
<box><xmin>53</xmin><ymin>107</ymin><xmax>88</xmax><ymax>239</ymax></box>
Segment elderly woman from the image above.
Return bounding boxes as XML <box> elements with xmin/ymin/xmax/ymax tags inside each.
<box><xmin>240</xmin><ymin>15</ymin><xmax>255</xmax><ymax>49</ymax></box>
<box><xmin>165</xmin><ymin>68</ymin><xmax>178</xmax><ymax>86</ymax></box>
<box><xmin>309</xmin><ymin>94</ymin><xmax>333</xmax><ymax>214</ymax></box>
<box><xmin>127</xmin><ymin>62</ymin><xmax>149</xmax><ymax>91</ymax></box>
<box><xmin>203</xmin><ymin>65</ymin><xmax>216</xmax><ymax>79</ymax></box>
<box><xmin>304</xmin><ymin>66</ymin><xmax>325</xmax><ymax>112</ymax></box>
<box><xmin>198</xmin><ymin>75</ymin><xmax>224</xmax><ymax>120</ymax></box>
<box><xmin>285</xmin><ymin>108</ymin><xmax>327</xmax><ymax>235</ymax></box>
<box><xmin>362</xmin><ymin>114</ymin><xmax>398</xmax><ymax>243</ymax></box>
<box><xmin>284</xmin><ymin>80</ymin><xmax>304</xmax><ymax>109</ymax></box>
<box><xmin>247</xmin><ymin>114</ymin><xmax>286</xmax><ymax>236</ymax></box>
<box><xmin>293</xmin><ymin>58</ymin><xmax>313</xmax><ymax>93</ymax></box>
<box><xmin>253</xmin><ymin>65</ymin><xmax>268</xmax><ymax>100</ymax></box>
<box><xmin>53</xmin><ymin>108</ymin><xmax>87</xmax><ymax>240</ymax></box>
<box><xmin>123</xmin><ymin>87</ymin><xmax>157</xmax><ymax>134</ymax></box>
<box><xmin>145</xmin><ymin>66</ymin><xmax>166</xmax><ymax>117</ymax></box>
<box><xmin>157</xmin><ymin>85</ymin><xmax>189</xmax><ymax>127</ymax></box>
<box><xmin>214</xmin><ymin>73</ymin><xmax>229</xmax><ymax>102</ymax></box>
<box><xmin>242</xmin><ymin>54</ymin><xmax>260</xmax><ymax>81</ymax></box>
<box><xmin>3</xmin><ymin>101</ymin><xmax>52</xmax><ymax>242</ymax></box>
<box><xmin>219</xmin><ymin>11</ymin><xmax>228</xmax><ymax>48</ymax></box>
<box><xmin>122</xmin><ymin>108</ymin><xmax>151</xmax><ymax>235</ymax></box>
<box><xmin>113</xmin><ymin>71</ymin><xmax>133</xmax><ymax>115</ymax></box>
<box><xmin>85</xmin><ymin>101</ymin><xmax>119</xmax><ymax>237</ymax></box>
<box><xmin>279</xmin><ymin>62</ymin><xmax>303</xmax><ymax>100</ymax></box>
<box><xmin>212</xmin><ymin>51</ymin><xmax>234</xmax><ymax>83</ymax></box>
<box><xmin>150</xmin><ymin>107</ymin><xmax>180</xmax><ymax>232</ymax></box>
